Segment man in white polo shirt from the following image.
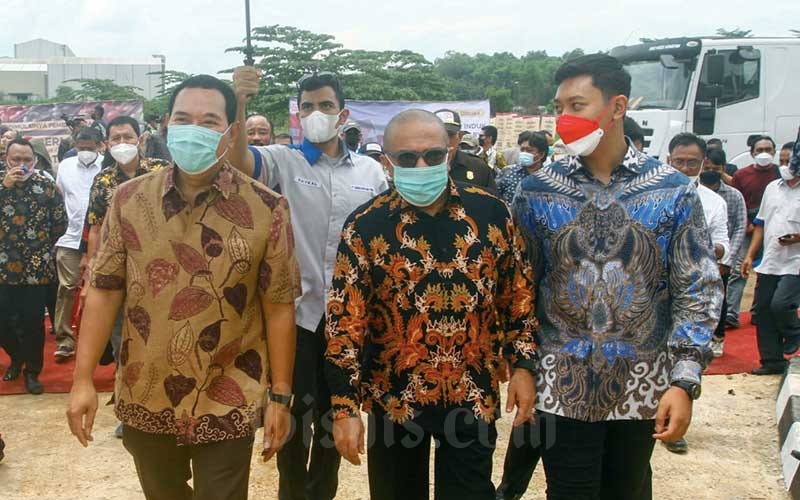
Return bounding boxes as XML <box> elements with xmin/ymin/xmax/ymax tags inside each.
<box><xmin>742</xmin><ymin>133</ymin><xmax>800</xmax><ymax>375</ymax></box>
<box><xmin>54</xmin><ymin>126</ymin><xmax>103</xmax><ymax>362</ymax></box>
<box><xmin>231</xmin><ymin>67</ymin><xmax>388</xmax><ymax>500</ymax></box>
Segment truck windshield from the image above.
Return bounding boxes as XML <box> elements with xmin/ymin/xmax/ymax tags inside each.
<box><xmin>624</xmin><ymin>59</ymin><xmax>692</xmax><ymax>110</ymax></box>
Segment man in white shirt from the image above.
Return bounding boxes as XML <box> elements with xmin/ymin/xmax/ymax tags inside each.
<box><xmin>231</xmin><ymin>68</ymin><xmax>388</xmax><ymax>500</ymax></box>
<box><xmin>666</xmin><ymin>133</ymin><xmax>729</xmax><ymax>454</ymax></box>
<box><xmin>742</xmin><ymin>135</ymin><xmax>800</xmax><ymax>375</ymax></box>
<box><xmin>53</xmin><ymin>127</ymin><xmax>103</xmax><ymax>361</ymax></box>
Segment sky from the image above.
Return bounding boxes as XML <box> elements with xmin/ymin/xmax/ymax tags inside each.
<box><xmin>2</xmin><ymin>0</ymin><xmax>798</xmax><ymax>75</ymax></box>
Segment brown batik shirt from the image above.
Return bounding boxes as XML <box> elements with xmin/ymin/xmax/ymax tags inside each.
<box><xmin>90</xmin><ymin>162</ymin><xmax>301</xmax><ymax>445</ymax></box>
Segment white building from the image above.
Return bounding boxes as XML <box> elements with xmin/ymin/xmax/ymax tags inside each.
<box><xmin>0</xmin><ymin>39</ymin><xmax>165</xmax><ymax>101</ymax></box>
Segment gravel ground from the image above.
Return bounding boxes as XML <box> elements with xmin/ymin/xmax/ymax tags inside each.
<box><xmin>0</xmin><ymin>373</ymin><xmax>788</xmax><ymax>500</ymax></box>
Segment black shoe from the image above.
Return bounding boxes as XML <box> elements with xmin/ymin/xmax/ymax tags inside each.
<box><xmin>0</xmin><ymin>433</ymin><xmax>5</xmax><ymax>462</ymax></box>
<box><xmin>785</xmin><ymin>337</ymin><xmax>800</xmax><ymax>356</ymax></box>
<box><xmin>751</xmin><ymin>365</ymin><xmax>785</xmax><ymax>375</ymax></box>
<box><xmin>2</xmin><ymin>363</ymin><xmax>22</xmax><ymax>382</ymax></box>
<box><xmin>665</xmin><ymin>437</ymin><xmax>688</xmax><ymax>453</ymax></box>
<box><xmin>24</xmin><ymin>373</ymin><xmax>43</xmax><ymax>395</ymax></box>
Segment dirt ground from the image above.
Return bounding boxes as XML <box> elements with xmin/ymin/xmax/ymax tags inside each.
<box><xmin>0</xmin><ymin>373</ymin><xmax>789</xmax><ymax>500</ymax></box>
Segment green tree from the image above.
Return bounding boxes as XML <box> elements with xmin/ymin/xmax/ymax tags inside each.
<box><xmin>63</xmin><ymin>79</ymin><xmax>143</xmax><ymax>101</ymax></box>
<box><xmin>144</xmin><ymin>70</ymin><xmax>193</xmax><ymax>118</ymax></box>
<box><xmin>716</xmin><ymin>28</ymin><xmax>753</xmax><ymax>38</ymax></box>
<box><xmin>225</xmin><ymin>25</ymin><xmax>455</xmax><ymax>131</ymax></box>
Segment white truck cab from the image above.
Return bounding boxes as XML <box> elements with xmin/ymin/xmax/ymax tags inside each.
<box><xmin>611</xmin><ymin>37</ymin><xmax>800</xmax><ymax>166</ymax></box>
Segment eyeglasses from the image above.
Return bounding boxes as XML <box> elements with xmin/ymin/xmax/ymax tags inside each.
<box><xmin>386</xmin><ymin>147</ymin><xmax>449</xmax><ymax>168</ymax></box>
<box><xmin>670</xmin><ymin>158</ymin><xmax>703</xmax><ymax>169</ymax></box>
<box><xmin>297</xmin><ymin>71</ymin><xmax>338</xmax><ymax>88</ymax></box>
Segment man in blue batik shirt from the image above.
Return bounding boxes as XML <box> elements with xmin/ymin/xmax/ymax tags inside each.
<box><xmin>508</xmin><ymin>54</ymin><xmax>722</xmax><ymax>499</ymax></box>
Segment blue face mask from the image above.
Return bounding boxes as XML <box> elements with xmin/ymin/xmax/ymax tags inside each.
<box><xmin>391</xmin><ymin>160</ymin><xmax>449</xmax><ymax>207</ymax></box>
<box><xmin>167</xmin><ymin>124</ymin><xmax>230</xmax><ymax>175</ymax></box>
<box><xmin>518</xmin><ymin>152</ymin><xmax>535</xmax><ymax>167</ymax></box>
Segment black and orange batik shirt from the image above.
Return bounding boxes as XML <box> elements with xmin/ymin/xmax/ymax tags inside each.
<box><xmin>324</xmin><ymin>180</ymin><xmax>538</xmax><ymax>427</ymax></box>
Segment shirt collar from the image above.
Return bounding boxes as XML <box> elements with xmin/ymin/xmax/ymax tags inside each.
<box><xmin>162</xmin><ymin>161</ymin><xmax>238</xmax><ymax>201</ymax></box>
<box><xmin>388</xmin><ymin>178</ymin><xmax>461</xmax><ymax>218</ymax></box>
<box><xmin>289</xmin><ymin>138</ymin><xmax>353</xmax><ymax>166</ymax></box>
<box><xmin>564</xmin><ymin>140</ymin><xmax>645</xmax><ymax>178</ymax></box>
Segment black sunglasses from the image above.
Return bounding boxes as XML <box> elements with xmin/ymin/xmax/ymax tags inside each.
<box><xmin>386</xmin><ymin>147</ymin><xmax>449</xmax><ymax>168</ymax></box>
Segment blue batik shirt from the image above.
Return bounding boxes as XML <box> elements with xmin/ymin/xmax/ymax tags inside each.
<box><xmin>512</xmin><ymin>144</ymin><xmax>723</xmax><ymax>422</ymax></box>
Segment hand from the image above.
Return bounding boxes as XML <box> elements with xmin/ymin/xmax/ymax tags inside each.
<box><xmin>333</xmin><ymin>416</ymin><xmax>365</xmax><ymax>465</ymax></box>
<box><xmin>779</xmin><ymin>234</ymin><xmax>800</xmax><ymax>246</ymax></box>
<box><xmin>79</xmin><ymin>254</ymin><xmax>89</xmax><ymax>279</ymax></box>
<box><xmin>66</xmin><ymin>379</ymin><xmax>98</xmax><ymax>447</ymax></box>
<box><xmin>653</xmin><ymin>386</ymin><xmax>693</xmax><ymax>442</ymax></box>
<box><xmin>718</xmin><ymin>264</ymin><xmax>730</xmax><ymax>277</ymax></box>
<box><xmin>233</xmin><ymin>66</ymin><xmax>261</xmax><ymax>104</ymax></box>
<box><xmin>506</xmin><ymin>368</ymin><xmax>536</xmax><ymax>427</ymax></box>
<box><xmin>261</xmin><ymin>403</ymin><xmax>291</xmax><ymax>462</ymax></box>
<box><xmin>3</xmin><ymin>166</ymin><xmax>24</xmax><ymax>188</ymax></box>
<box><xmin>741</xmin><ymin>256</ymin><xmax>754</xmax><ymax>278</ymax></box>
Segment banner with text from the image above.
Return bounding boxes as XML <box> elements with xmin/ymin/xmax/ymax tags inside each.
<box><xmin>491</xmin><ymin>113</ymin><xmax>557</xmax><ymax>151</ymax></box>
<box><xmin>0</xmin><ymin>100</ymin><xmax>143</xmax><ymax>164</ymax></box>
<box><xmin>289</xmin><ymin>99</ymin><xmax>491</xmax><ymax>145</ymax></box>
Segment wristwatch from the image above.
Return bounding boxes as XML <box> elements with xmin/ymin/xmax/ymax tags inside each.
<box><xmin>671</xmin><ymin>380</ymin><xmax>701</xmax><ymax>400</ymax></box>
<box><xmin>267</xmin><ymin>390</ymin><xmax>294</xmax><ymax>409</ymax></box>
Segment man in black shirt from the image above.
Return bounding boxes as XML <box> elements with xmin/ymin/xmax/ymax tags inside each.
<box><xmin>434</xmin><ymin>109</ymin><xmax>497</xmax><ymax>191</ymax></box>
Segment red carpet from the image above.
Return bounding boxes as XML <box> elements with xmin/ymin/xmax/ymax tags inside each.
<box><xmin>705</xmin><ymin>312</ymin><xmax>800</xmax><ymax>375</ymax></box>
<box><xmin>0</xmin><ymin>317</ymin><xmax>115</xmax><ymax>395</ymax></box>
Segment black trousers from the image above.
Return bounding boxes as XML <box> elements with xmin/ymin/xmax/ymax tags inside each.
<box><xmin>368</xmin><ymin>412</ymin><xmax>497</xmax><ymax>500</ymax></box>
<box><xmin>276</xmin><ymin>319</ymin><xmax>341</xmax><ymax>500</ymax></box>
<box><xmin>539</xmin><ymin>413</ymin><xmax>655</xmax><ymax>500</ymax></box>
<box><xmin>715</xmin><ymin>272</ymin><xmax>731</xmax><ymax>339</ymax></box>
<box><xmin>0</xmin><ymin>285</ymin><xmax>46</xmax><ymax>375</ymax></box>
<box><xmin>755</xmin><ymin>273</ymin><xmax>800</xmax><ymax>368</ymax></box>
<box><xmin>121</xmin><ymin>425</ymin><xmax>254</xmax><ymax>500</ymax></box>
<box><xmin>496</xmin><ymin>421</ymin><xmax>542</xmax><ymax>499</ymax></box>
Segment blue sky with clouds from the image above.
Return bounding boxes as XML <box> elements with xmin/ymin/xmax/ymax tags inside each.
<box><xmin>2</xmin><ymin>0</ymin><xmax>798</xmax><ymax>75</ymax></box>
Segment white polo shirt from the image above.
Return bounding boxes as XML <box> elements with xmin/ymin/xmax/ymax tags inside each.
<box><xmin>697</xmin><ymin>183</ymin><xmax>730</xmax><ymax>263</ymax></box>
<box><xmin>754</xmin><ymin>178</ymin><xmax>800</xmax><ymax>275</ymax></box>
<box><xmin>55</xmin><ymin>154</ymin><xmax>103</xmax><ymax>250</ymax></box>
<box><xmin>253</xmin><ymin>140</ymin><xmax>388</xmax><ymax>332</ymax></box>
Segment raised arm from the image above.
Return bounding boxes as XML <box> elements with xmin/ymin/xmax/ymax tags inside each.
<box><xmin>228</xmin><ymin>66</ymin><xmax>260</xmax><ymax>178</ymax></box>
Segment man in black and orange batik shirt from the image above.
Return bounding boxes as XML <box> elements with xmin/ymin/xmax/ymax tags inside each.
<box><xmin>324</xmin><ymin>110</ymin><xmax>538</xmax><ymax>500</ymax></box>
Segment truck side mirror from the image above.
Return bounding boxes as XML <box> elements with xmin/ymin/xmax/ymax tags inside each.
<box><xmin>736</xmin><ymin>46</ymin><xmax>760</xmax><ymax>61</ymax></box>
<box><xmin>706</xmin><ymin>54</ymin><xmax>725</xmax><ymax>85</ymax></box>
<box><xmin>697</xmin><ymin>84</ymin><xmax>723</xmax><ymax>99</ymax></box>
<box><xmin>659</xmin><ymin>54</ymin><xmax>679</xmax><ymax>70</ymax></box>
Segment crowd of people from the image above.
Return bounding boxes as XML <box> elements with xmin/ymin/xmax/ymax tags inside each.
<box><xmin>0</xmin><ymin>51</ymin><xmax>796</xmax><ymax>500</ymax></box>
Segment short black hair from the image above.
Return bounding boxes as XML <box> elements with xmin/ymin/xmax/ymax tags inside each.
<box><xmin>706</xmin><ymin>148</ymin><xmax>727</xmax><ymax>166</ymax></box>
<box><xmin>94</xmin><ymin>104</ymin><xmax>105</xmax><ymax>117</ymax></box>
<box><xmin>168</xmin><ymin>74</ymin><xmax>237</xmax><ymax>125</ymax></box>
<box><xmin>623</xmin><ymin>116</ymin><xmax>644</xmax><ymax>144</ymax></box>
<box><xmin>482</xmin><ymin>125</ymin><xmax>498</xmax><ymax>145</ymax></box>
<box><xmin>106</xmin><ymin>116</ymin><xmax>141</xmax><ymax>139</ymax></box>
<box><xmin>782</xmin><ymin>141</ymin><xmax>796</xmax><ymax>151</ymax></box>
<box><xmin>554</xmin><ymin>53</ymin><xmax>632</xmax><ymax>99</ymax></box>
<box><xmin>517</xmin><ymin>131</ymin><xmax>532</xmax><ymax>146</ymax></box>
<box><xmin>5</xmin><ymin>137</ymin><xmax>34</xmax><ymax>155</ymax></box>
<box><xmin>749</xmin><ymin>135</ymin><xmax>775</xmax><ymax>154</ymax></box>
<box><xmin>668</xmin><ymin>132</ymin><xmax>707</xmax><ymax>156</ymax></box>
<box><xmin>297</xmin><ymin>73</ymin><xmax>345</xmax><ymax>110</ymax></box>
<box><xmin>707</xmin><ymin>138</ymin><xmax>723</xmax><ymax>148</ymax></box>
<box><xmin>275</xmin><ymin>133</ymin><xmax>293</xmax><ymax>144</ymax></box>
<box><xmin>75</xmin><ymin>127</ymin><xmax>103</xmax><ymax>143</ymax></box>
<box><xmin>528</xmin><ymin>132</ymin><xmax>549</xmax><ymax>155</ymax></box>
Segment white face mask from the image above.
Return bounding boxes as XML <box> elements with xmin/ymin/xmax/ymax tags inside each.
<box><xmin>109</xmin><ymin>143</ymin><xmax>139</xmax><ymax>165</ymax></box>
<box><xmin>780</xmin><ymin>165</ymin><xmax>796</xmax><ymax>181</ymax></box>
<box><xmin>563</xmin><ymin>129</ymin><xmax>604</xmax><ymax>156</ymax></box>
<box><xmin>77</xmin><ymin>150</ymin><xmax>98</xmax><ymax>166</ymax></box>
<box><xmin>754</xmin><ymin>152</ymin><xmax>774</xmax><ymax>167</ymax></box>
<box><xmin>300</xmin><ymin>111</ymin><xmax>341</xmax><ymax>144</ymax></box>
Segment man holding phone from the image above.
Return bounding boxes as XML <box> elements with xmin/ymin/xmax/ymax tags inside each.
<box><xmin>742</xmin><ymin>134</ymin><xmax>800</xmax><ymax>375</ymax></box>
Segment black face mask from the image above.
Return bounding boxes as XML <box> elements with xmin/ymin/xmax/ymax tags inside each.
<box><xmin>699</xmin><ymin>170</ymin><xmax>722</xmax><ymax>186</ymax></box>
